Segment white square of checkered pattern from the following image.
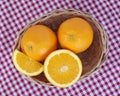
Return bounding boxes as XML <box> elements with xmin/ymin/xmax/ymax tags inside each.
<box><xmin>0</xmin><ymin>0</ymin><xmax>120</xmax><ymax>96</ymax></box>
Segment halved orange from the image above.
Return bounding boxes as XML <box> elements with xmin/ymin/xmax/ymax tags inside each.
<box><xmin>44</xmin><ymin>49</ymin><xmax>82</xmax><ymax>88</ymax></box>
<box><xmin>12</xmin><ymin>50</ymin><xmax>43</xmax><ymax>76</ymax></box>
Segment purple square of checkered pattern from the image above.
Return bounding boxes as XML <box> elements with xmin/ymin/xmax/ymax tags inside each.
<box><xmin>0</xmin><ymin>0</ymin><xmax>120</xmax><ymax>96</ymax></box>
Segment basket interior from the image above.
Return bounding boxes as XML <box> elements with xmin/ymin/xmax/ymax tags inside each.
<box><xmin>16</xmin><ymin>10</ymin><xmax>103</xmax><ymax>84</ymax></box>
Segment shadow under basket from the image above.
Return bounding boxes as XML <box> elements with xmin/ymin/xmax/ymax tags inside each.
<box><xmin>13</xmin><ymin>9</ymin><xmax>108</xmax><ymax>87</ymax></box>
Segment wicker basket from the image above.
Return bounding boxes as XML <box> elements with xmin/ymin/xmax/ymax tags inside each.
<box><xmin>13</xmin><ymin>9</ymin><xmax>108</xmax><ymax>87</ymax></box>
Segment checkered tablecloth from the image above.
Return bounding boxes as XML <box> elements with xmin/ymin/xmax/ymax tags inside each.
<box><xmin>0</xmin><ymin>0</ymin><xmax>120</xmax><ymax>96</ymax></box>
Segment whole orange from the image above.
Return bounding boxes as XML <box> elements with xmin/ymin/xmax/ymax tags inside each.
<box><xmin>21</xmin><ymin>25</ymin><xmax>57</xmax><ymax>61</ymax></box>
<box><xmin>58</xmin><ymin>17</ymin><xmax>93</xmax><ymax>53</ymax></box>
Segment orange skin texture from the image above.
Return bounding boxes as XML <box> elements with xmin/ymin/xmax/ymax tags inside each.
<box><xmin>21</xmin><ymin>25</ymin><xmax>57</xmax><ymax>61</ymax></box>
<box><xmin>58</xmin><ymin>17</ymin><xmax>93</xmax><ymax>53</ymax></box>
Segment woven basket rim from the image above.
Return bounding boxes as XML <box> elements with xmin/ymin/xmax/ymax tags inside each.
<box><xmin>13</xmin><ymin>9</ymin><xmax>108</xmax><ymax>87</ymax></box>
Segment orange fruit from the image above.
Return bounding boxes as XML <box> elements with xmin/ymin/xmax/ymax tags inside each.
<box><xmin>12</xmin><ymin>50</ymin><xmax>43</xmax><ymax>76</ymax></box>
<box><xmin>58</xmin><ymin>17</ymin><xmax>93</xmax><ymax>53</ymax></box>
<box><xmin>44</xmin><ymin>49</ymin><xmax>82</xmax><ymax>88</ymax></box>
<box><xmin>21</xmin><ymin>25</ymin><xmax>57</xmax><ymax>61</ymax></box>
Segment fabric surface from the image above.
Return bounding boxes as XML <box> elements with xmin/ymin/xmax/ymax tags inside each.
<box><xmin>0</xmin><ymin>0</ymin><xmax>120</xmax><ymax>96</ymax></box>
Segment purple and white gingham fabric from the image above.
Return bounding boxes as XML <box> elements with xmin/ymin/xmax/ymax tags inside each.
<box><xmin>0</xmin><ymin>0</ymin><xmax>120</xmax><ymax>96</ymax></box>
